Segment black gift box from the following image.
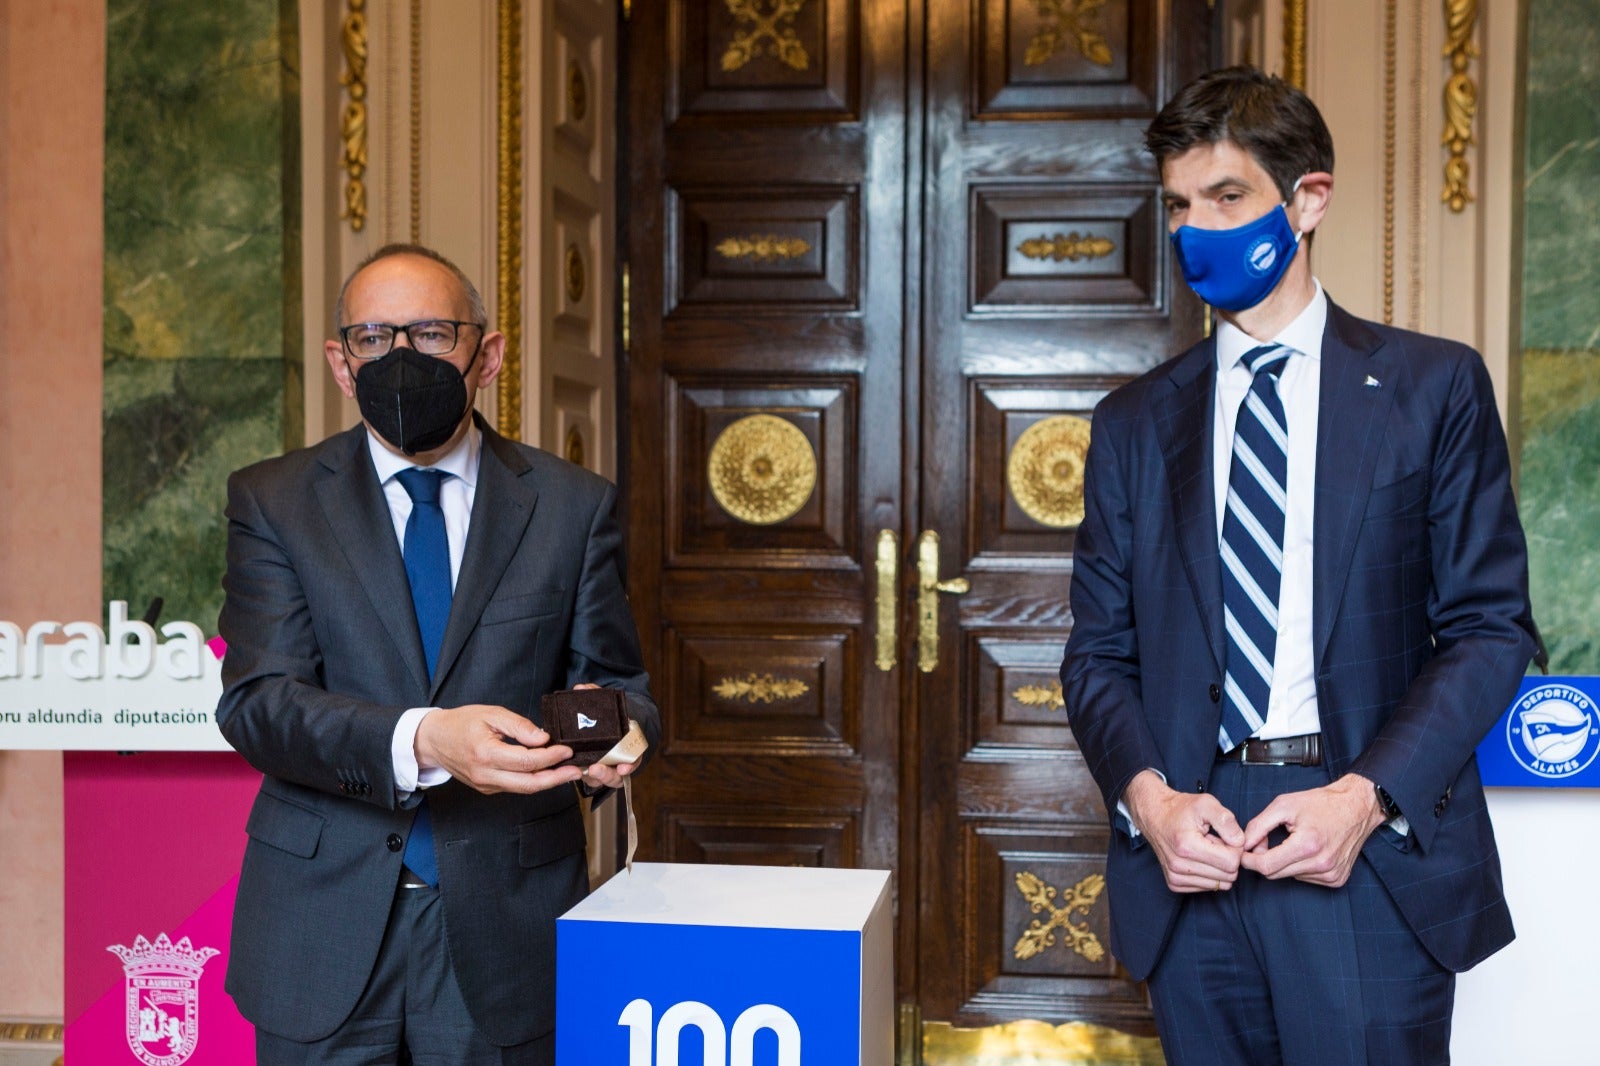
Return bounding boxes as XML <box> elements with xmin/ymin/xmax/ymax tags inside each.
<box><xmin>542</xmin><ymin>688</ymin><xmax>631</xmax><ymax>768</ymax></box>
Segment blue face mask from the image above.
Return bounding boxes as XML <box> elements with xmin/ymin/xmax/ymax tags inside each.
<box><xmin>1169</xmin><ymin>183</ymin><xmax>1303</xmax><ymax>311</ymax></box>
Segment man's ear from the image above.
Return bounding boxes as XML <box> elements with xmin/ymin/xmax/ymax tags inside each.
<box><xmin>473</xmin><ymin>330</ymin><xmax>507</xmax><ymax>390</ymax></box>
<box><xmin>1292</xmin><ymin>171</ymin><xmax>1333</xmax><ymax>235</ymax></box>
<box><xmin>325</xmin><ymin>340</ymin><xmax>357</xmax><ymax>399</ymax></box>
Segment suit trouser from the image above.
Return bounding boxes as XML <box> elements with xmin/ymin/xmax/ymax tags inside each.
<box><xmin>254</xmin><ymin>881</ymin><xmax>554</xmax><ymax>1066</ymax></box>
<box><xmin>1145</xmin><ymin>761</ymin><xmax>1454</xmax><ymax>1066</ymax></box>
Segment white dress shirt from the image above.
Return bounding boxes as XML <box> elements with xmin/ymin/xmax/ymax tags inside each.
<box><xmin>1212</xmin><ymin>282</ymin><xmax>1326</xmax><ymax>741</ymax></box>
<box><xmin>366</xmin><ymin>424</ymin><xmax>482</xmax><ymax>795</ymax></box>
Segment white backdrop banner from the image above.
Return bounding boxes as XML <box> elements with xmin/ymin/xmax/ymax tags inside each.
<box><xmin>0</xmin><ymin>601</ymin><xmax>229</xmax><ymax>751</ymax></box>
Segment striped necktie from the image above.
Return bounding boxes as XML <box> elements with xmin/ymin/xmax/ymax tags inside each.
<box><xmin>396</xmin><ymin>467</ymin><xmax>451</xmax><ymax>887</ymax></box>
<box><xmin>1219</xmin><ymin>343</ymin><xmax>1295</xmax><ymax>752</ymax></box>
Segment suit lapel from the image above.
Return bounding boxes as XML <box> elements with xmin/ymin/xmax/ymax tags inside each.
<box><xmin>314</xmin><ymin>427</ymin><xmax>432</xmax><ymax>692</ymax></box>
<box><xmin>429</xmin><ymin>421</ymin><xmax>538</xmax><ymax>702</ymax></box>
<box><xmin>1312</xmin><ymin>302</ymin><xmax>1396</xmax><ymax>665</ymax></box>
<box><xmin>1153</xmin><ymin>340</ymin><xmax>1226</xmax><ymax>674</ymax></box>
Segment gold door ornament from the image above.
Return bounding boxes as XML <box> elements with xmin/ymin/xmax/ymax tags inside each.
<box><xmin>721</xmin><ymin>0</ymin><xmax>811</xmax><ymax>73</ymax></box>
<box><xmin>1013</xmin><ymin>871</ymin><xmax>1106</xmax><ymax>962</ymax></box>
<box><xmin>707</xmin><ymin>414</ymin><xmax>818</xmax><ymax>525</ymax></box>
<box><xmin>1018</xmin><ymin>232</ymin><xmax>1116</xmax><ymax>263</ymax></box>
<box><xmin>712</xmin><ymin>673</ymin><xmax>811</xmax><ymax>704</ymax></box>
<box><xmin>565</xmin><ymin>244</ymin><xmax>586</xmax><ymax>304</ymax></box>
<box><xmin>715</xmin><ymin>234</ymin><xmax>812</xmax><ymax>262</ymax></box>
<box><xmin>1006</xmin><ymin>415</ymin><xmax>1091</xmax><ymax>528</ymax></box>
<box><xmin>1013</xmin><ymin>681</ymin><xmax>1065</xmax><ymax>711</ymax></box>
<box><xmin>1025</xmin><ymin>0</ymin><xmax>1113</xmax><ymax>67</ymax></box>
<box><xmin>337</xmin><ymin>0</ymin><xmax>369</xmax><ymax>232</ymax></box>
<box><xmin>1441</xmin><ymin>0</ymin><xmax>1479</xmax><ymax>213</ymax></box>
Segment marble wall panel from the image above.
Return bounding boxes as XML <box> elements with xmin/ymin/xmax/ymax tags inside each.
<box><xmin>1518</xmin><ymin>0</ymin><xmax>1600</xmax><ymax>673</ymax></box>
<box><xmin>102</xmin><ymin>0</ymin><xmax>301</xmax><ymax>628</ymax></box>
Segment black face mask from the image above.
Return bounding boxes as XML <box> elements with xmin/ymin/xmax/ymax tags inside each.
<box><xmin>351</xmin><ymin>345</ymin><xmax>478</xmax><ymax>456</ymax></box>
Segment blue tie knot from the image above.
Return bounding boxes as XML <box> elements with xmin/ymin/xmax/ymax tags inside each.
<box><xmin>1241</xmin><ymin>343</ymin><xmax>1294</xmax><ymax>380</ymax></box>
<box><xmin>396</xmin><ymin>466</ymin><xmax>447</xmax><ymax>506</ymax></box>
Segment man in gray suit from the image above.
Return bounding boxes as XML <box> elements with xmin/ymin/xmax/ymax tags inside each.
<box><xmin>217</xmin><ymin>244</ymin><xmax>659</xmax><ymax>1064</ymax></box>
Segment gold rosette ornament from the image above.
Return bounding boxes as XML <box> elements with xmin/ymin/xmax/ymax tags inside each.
<box><xmin>1007</xmin><ymin>415</ymin><xmax>1091</xmax><ymax>528</ymax></box>
<box><xmin>707</xmin><ymin>414</ymin><xmax>818</xmax><ymax>525</ymax></box>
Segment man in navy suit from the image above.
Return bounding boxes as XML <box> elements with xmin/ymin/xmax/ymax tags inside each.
<box><xmin>218</xmin><ymin>244</ymin><xmax>658</xmax><ymax>1064</ymax></box>
<box><xmin>1062</xmin><ymin>67</ymin><xmax>1536</xmax><ymax>1064</ymax></box>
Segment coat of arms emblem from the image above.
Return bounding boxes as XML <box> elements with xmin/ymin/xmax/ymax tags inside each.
<box><xmin>107</xmin><ymin>933</ymin><xmax>220</xmax><ymax>1066</ymax></box>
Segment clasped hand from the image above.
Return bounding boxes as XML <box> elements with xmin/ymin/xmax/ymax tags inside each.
<box><xmin>1123</xmin><ymin>770</ymin><xmax>1387</xmax><ymax>892</ymax></box>
<box><xmin>415</xmin><ymin>684</ymin><xmax>638</xmax><ymax>796</ymax></box>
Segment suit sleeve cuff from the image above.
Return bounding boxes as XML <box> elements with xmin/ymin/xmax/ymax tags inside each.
<box><xmin>392</xmin><ymin>706</ymin><xmax>452</xmax><ymax>797</ymax></box>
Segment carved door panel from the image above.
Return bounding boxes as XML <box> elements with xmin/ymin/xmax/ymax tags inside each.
<box><xmin>625</xmin><ymin>0</ymin><xmax>1212</xmax><ymax>1032</ymax></box>
<box><xmin>914</xmin><ymin>0</ymin><xmax>1210</xmax><ymax>1029</ymax></box>
<box><xmin>622</xmin><ymin>0</ymin><xmax>913</xmax><ymax>978</ymax></box>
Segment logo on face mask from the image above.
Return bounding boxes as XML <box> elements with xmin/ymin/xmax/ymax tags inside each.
<box><xmin>1246</xmin><ymin>236</ymin><xmax>1279</xmax><ymax>275</ymax></box>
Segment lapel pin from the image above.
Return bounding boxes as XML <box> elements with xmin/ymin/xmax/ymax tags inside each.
<box><xmin>1364</xmin><ymin>375</ymin><xmax>1381</xmax><ymax>388</ymax></box>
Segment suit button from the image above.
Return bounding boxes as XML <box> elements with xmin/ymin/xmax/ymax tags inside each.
<box><xmin>338</xmin><ymin>782</ymin><xmax>350</xmax><ymax>794</ymax></box>
<box><xmin>386</xmin><ymin>833</ymin><xmax>403</xmax><ymax>852</ymax></box>
<box><xmin>1208</xmin><ymin>684</ymin><xmax>1221</xmax><ymax>703</ymax></box>
<box><xmin>1195</xmin><ymin>780</ymin><xmax>1206</xmax><ymax>793</ymax></box>
<box><xmin>1434</xmin><ymin>800</ymin><xmax>1447</xmax><ymax>817</ymax></box>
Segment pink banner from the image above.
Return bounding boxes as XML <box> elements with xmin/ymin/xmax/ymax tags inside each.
<box><xmin>65</xmin><ymin>751</ymin><xmax>261</xmax><ymax>1065</ymax></box>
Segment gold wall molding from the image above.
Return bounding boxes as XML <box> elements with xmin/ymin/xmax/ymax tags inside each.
<box><xmin>1006</xmin><ymin>415</ymin><xmax>1091</xmax><ymax>528</ymax></box>
<box><xmin>1441</xmin><ymin>0</ymin><xmax>1479</xmax><ymax>212</ymax></box>
<box><xmin>722</xmin><ymin>0</ymin><xmax>811</xmax><ymax>73</ymax></box>
<box><xmin>1282</xmin><ymin>0</ymin><xmax>1307</xmax><ymax>89</ymax></box>
<box><xmin>1017</xmin><ymin>231</ymin><xmax>1115</xmax><ymax>262</ymax></box>
<box><xmin>568</xmin><ymin>61</ymin><xmax>589</xmax><ymax>122</ymax></box>
<box><xmin>715</xmin><ymin>234</ymin><xmax>812</xmax><ymax>262</ymax></box>
<box><xmin>712</xmin><ymin>673</ymin><xmax>811</xmax><ymax>704</ymax></box>
<box><xmin>1382</xmin><ymin>0</ymin><xmax>1397</xmax><ymax>323</ymax></box>
<box><xmin>496</xmin><ymin>0</ymin><xmax>524</xmax><ymax>440</ymax></box>
<box><xmin>410</xmin><ymin>0</ymin><xmax>422</xmax><ymax>242</ymax></box>
<box><xmin>337</xmin><ymin>0</ymin><xmax>369</xmax><ymax>232</ymax></box>
<box><xmin>0</xmin><ymin>1021</ymin><xmax>63</xmax><ymax>1042</ymax></box>
<box><xmin>565</xmin><ymin>427</ymin><xmax>586</xmax><ymax>467</ymax></box>
<box><xmin>1013</xmin><ymin>870</ymin><xmax>1106</xmax><ymax>962</ymax></box>
<box><xmin>1025</xmin><ymin>0</ymin><xmax>1113</xmax><ymax>67</ymax></box>
<box><xmin>1013</xmin><ymin>681</ymin><xmax>1065</xmax><ymax>711</ymax></box>
<box><xmin>707</xmin><ymin>413</ymin><xmax>818</xmax><ymax>524</ymax></box>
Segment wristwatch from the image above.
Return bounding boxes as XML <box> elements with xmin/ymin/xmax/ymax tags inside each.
<box><xmin>1374</xmin><ymin>783</ymin><xmax>1402</xmax><ymax>821</ymax></box>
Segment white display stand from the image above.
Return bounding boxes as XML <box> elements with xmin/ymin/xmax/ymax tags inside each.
<box><xmin>556</xmin><ymin>863</ymin><xmax>892</xmax><ymax>1066</ymax></box>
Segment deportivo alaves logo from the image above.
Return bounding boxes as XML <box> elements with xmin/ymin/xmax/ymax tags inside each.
<box><xmin>0</xmin><ymin>601</ymin><xmax>214</xmax><ymax>681</ymax></box>
<box><xmin>1507</xmin><ymin>683</ymin><xmax>1600</xmax><ymax>778</ymax></box>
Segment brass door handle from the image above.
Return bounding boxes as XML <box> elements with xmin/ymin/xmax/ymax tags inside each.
<box><xmin>875</xmin><ymin>529</ymin><xmax>898</xmax><ymax>671</ymax></box>
<box><xmin>917</xmin><ymin>530</ymin><xmax>968</xmax><ymax>672</ymax></box>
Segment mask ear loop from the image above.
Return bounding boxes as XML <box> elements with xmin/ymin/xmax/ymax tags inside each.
<box><xmin>1285</xmin><ymin>176</ymin><xmax>1306</xmax><ymax>244</ymax></box>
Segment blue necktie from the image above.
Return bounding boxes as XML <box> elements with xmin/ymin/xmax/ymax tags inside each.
<box><xmin>396</xmin><ymin>467</ymin><xmax>451</xmax><ymax>886</ymax></box>
<box><xmin>1219</xmin><ymin>344</ymin><xmax>1295</xmax><ymax>752</ymax></box>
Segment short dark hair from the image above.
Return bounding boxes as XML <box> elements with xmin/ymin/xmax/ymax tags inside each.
<box><xmin>333</xmin><ymin>243</ymin><xmax>488</xmax><ymax>328</ymax></box>
<box><xmin>1144</xmin><ymin>66</ymin><xmax>1334</xmax><ymax>199</ymax></box>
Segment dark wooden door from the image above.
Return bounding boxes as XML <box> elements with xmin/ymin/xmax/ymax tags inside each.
<box><xmin>624</xmin><ymin>0</ymin><xmax>1211</xmax><ymax>1033</ymax></box>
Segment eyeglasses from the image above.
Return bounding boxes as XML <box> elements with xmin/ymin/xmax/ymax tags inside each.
<box><xmin>339</xmin><ymin>320</ymin><xmax>483</xmax><ymax>360</ymax></box>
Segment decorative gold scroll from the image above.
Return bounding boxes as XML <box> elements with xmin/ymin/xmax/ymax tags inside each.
<box><xmin>923</xmin><ymin>1020</ymin><xmax>1163</xmax><ymax>1065</ymax></box>
<box><xmin>1013</xmin><ymin>871</ymin><xmax>1106</xmax><ymax>962</ymax></box>
<box><xmin>1283</xmin><ymin>0</ymin><xmax>1307</xmax><ymax>89</ymax></box>
<box><xmin>337</xmin><ymin>0</ymin><xmax>369</xmax><ymax>232</ymax></box>
<box><xmin>1007</xmin><ymin>415</ymin><xmax>1091</xmax><ymax>528</ymax></box>
<box><xmin>712</xmin><ymin>673</ymin><xmax>811</xmax><ymax>704</ymax></box>
<box><xmin>715</xmin><ymin>234</ymin><xmax>812</xmax><ymax>262</ymax></box>
<box><xmin>496</xmin><ymin>0</ymin><xmax>524</xmax><ymax>440</ymax></box>
<box><xmin>1013</xmin><ymin>681</ymin><xmax>1066</xmax><ymax>711</ymax></box>
<box><xmin>1018</xmin><ymin>232</ymin><xmax>1116</xmax><ymax>262</ymax></box>
<box><xmin>0</xmin><ymin>1021</ymin><xmax>63</xmax><ymax>1042</ymax></box>
<box><xmin>1441</xmin><ymin>0</ymin><xmax>1479</xmax><ymax>213</ymax></box>
<box><xmin>565</xmin><ymin>427</ymin><xmax>586</xmax><ymax>467</ymax></box>
<box><xmin>721</xmin><ymin>0</ymin><xmax>811</xmax><ymax>72</ymax></box>
<box><xmin>1025</xmin><ymin>0</ymin><xmax>1113</xmax><ymax>66</ymax></box>
<box><xmin>565</xmin><ymin>244</ymin><xmax>586</xmax><ymax>304</ymax></box>
<box><xmin>707</xmin><ymin>414</ymin><xmax>818</xmax><ymax>525</ymax></box>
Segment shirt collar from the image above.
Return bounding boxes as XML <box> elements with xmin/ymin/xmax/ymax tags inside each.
<box><xmin>366</xmin><ymin>420</ymin><xmax>481</xmax><ymax>490</ymax></box>
<box><xmin>1216</xmin><ymin>278</ymin><xmax>1327</xmax><ymax>372</ymax></box>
